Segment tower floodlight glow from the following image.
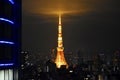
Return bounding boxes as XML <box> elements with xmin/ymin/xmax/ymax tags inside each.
<box><xmin>0</xmin><ymin>41</ymin><xmax>14</xmax><ymax>45</ymax></box>
<box><xmin>55</xmin><ymin>13</ymin><xmax>68</xmax><ymax>68</ymax></box>
<box><xmin>9</xmin><ymin>0</ymin><xmax>14</xmax><ymax>4</ymax></box>
<box><xmin>0</xmin><ymin>18</ymin><xmax>14</xmax><ymax>24</ymax></box>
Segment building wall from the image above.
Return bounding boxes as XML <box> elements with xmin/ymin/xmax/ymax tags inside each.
<box><xmin>0</xmin><ymin>0</ymin><xmax>21</xmax><ymax>80</ymax></box>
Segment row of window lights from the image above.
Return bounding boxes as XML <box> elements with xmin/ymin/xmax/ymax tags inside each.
<box><xmin>9</xmin><ymin>0</ymin><xmax>14</xmax><ymax>4</ymax></box>
<box><xmin>0</xmin><ymin>41</ymin><xmax>14</xmax><ymax>44</ymax></box>
<box><xmin>0</xmin><ymin>63</ymin><xmax>14</xmax><ymax>67</ymax></box>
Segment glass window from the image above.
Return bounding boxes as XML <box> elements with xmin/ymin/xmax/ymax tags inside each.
<box><xmin>0</xmin><ymin>22</ymin><xmax>13</xmax><ymax>40</ymax></box>
<box><xmin>0</xmin><ymin>45</ymin><xmax>13</xmax><ymax>61</ymax></box>
<box><xmin>0</xmin><ymin>69</ymin><xmax>13</xmax><ymax>80</ymax></box>
<box><xmin>0</xmin><ymin>0</ymin><xmax>14</xmax><ymax>20</ymax></box>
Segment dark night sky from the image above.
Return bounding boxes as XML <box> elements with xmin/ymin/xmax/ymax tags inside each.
<box><xmin>22</xmin><ymin>0</ymin><xmax>120</xmax><ymax>56</ymax></box>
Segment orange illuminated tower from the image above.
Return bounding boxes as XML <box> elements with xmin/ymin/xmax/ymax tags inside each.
<box><xmin>55</xmin><ymin>13</ymin><xmax>68</xmax><ymax>68</ymax></box>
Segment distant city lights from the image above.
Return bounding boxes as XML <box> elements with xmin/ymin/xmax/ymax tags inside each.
<box><xmin>0</xmin><ymin>41</ymin><xmax>14</xmax><ymax>44</ymax></box>
<box><xmin>69</xmin><ymin>70</ymin><xmax>73</xmax><ymax>73</ymax></box>
<box><xmin>9</xmin><ymin>0</ymin><xmax>14</xmax><ymax>4</ymax></box>
<box><xmin>0</xmin><ymin>18</ymin><xmax>14</xmax><ymax>24</ymax></box>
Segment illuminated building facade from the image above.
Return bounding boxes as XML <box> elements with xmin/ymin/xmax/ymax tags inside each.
<box><xmin>55</xmin><ymin>14</ymin><xmax>68</xmax><ymax>68</ymax></box>
<box><xmin>0</xmin><ymin>0</ymin><xmax>21</xmax><ymax>80</ymax></box>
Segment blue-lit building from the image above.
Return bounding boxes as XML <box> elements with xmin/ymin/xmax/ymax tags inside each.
<box><xmin>0</xmin><ymin>0</ymin><xmax>21</xmax><ymax>80</ymax></box>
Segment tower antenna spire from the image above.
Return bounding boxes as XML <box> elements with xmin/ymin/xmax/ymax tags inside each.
<box><xmin>59</xmin><ymin>13</ymin><xmax>61</xmax><ymax>25</ymax></box>
<box><xmin>55</xmin><ymin>12</ymin><xmax>68</xmax><ymax>68</ymax></box>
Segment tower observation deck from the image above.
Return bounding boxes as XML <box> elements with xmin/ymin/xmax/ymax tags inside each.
<box><xmin>55</xmin><ymin>13</ymin><xmax>68</xmax><ymax>68</ymax></box>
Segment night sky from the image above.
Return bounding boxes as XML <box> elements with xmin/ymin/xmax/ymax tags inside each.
<box><xmin>22</xmin><ymin>0</ymin><xmax>120</xmax><ymax>57</ymax></box>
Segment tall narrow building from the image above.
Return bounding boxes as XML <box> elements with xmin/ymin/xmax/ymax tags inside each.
<box><xmin>55</xmin><ymin>13</ymin><xmax>68</xmax><ymax>68</ymax></box>
<box><xmin>0</xmin><ymin>0</ymin><xmax>21</xmax><ymax>80</ymax></box>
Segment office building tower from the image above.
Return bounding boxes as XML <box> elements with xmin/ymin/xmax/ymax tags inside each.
<box><xmin>0</xmin><ymin>0</ymin><xmax>21</xmax><ymax>80</ymax></box>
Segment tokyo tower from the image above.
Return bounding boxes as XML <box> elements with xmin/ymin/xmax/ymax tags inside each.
<box><xmin>55</xmin><ymin>13</ymin><xmax>68</xmax><ymax>68</ymax></box>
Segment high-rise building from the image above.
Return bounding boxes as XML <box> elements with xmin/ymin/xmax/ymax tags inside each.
<box><xmin>50</xmin><ymin>49</ymin><xmax>56</xmax><ymax>62</ymax></box>
<box><xmin>112</xmin><ymin>50</ymin><xmax>120</xmax><ymax>72</ymax></box>
<box><xmin>0</xmin><ymin>0</ymin><xmax>21</xmax><ymax>80</ymax></box>
<box><xmin>21</xmin><ymin>51</ymin><xmax>30</xmax><ymax>69</ymax></box>
<box><xmin>55</xmin><ymin>13</ymin><xmax>68</xmax><ymax>68</ymax></box>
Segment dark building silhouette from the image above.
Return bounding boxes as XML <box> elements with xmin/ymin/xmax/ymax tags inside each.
<box><xmin>21</xmin><ymin>51</ymin><xmax>30</xmax><ymax>67</ymax></box>
<box><xmin>20</xmin><ymin>51</ymin><xmax>33</xmax><ymax>80</ymax></box>
<box><xmin>112</xmin><ymin>50</ymin><xmax>120</xmax><ymax>74</ymax></box>
<box><xmin>0</xmin><ymin>0</ymin><xmax>21</xmax><ymax>80</ymax></box>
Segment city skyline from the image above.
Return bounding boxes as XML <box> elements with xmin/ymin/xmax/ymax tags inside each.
<box><xmin>1</xmin><ymin>0</ymin><xmax>120</xmax><ymax>80</ymax></box>
<box><xmin>22</xmin><ymin>0</ymin><xmax>120</xmax><ymax>56</ymax></box>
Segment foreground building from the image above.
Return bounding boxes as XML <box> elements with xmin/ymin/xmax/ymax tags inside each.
<box><xmin>0</xmin><ymin>0</ymin><xmax>21</xmax><ymax>80</ymax></box>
